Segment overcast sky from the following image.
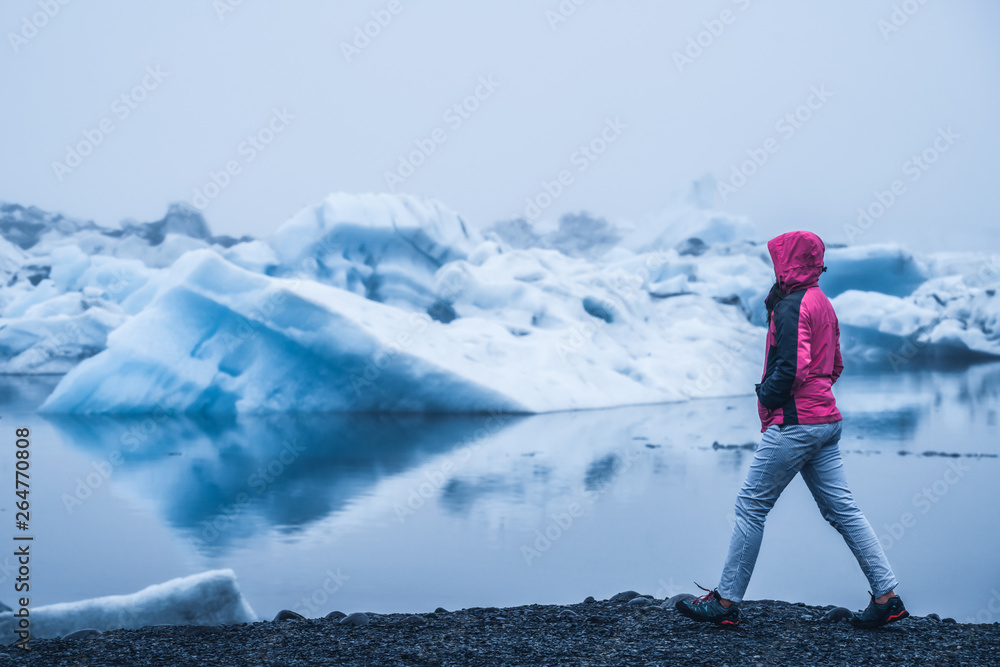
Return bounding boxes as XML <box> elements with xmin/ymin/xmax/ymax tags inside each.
<box><xmin>3</xmin><ymin>0</ymin><xmax>998</xmax><ymax>252</ymax></box>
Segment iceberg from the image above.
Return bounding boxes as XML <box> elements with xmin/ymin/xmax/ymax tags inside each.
<box><xmin>819</xmin><ymin>241</ymin><xmax>1000</xmax><ymax>364</ymax></box>
<box><xmin>263</xmin><ymin>192</ymin><xmax>481</xmax><ymax>313</ymax></box>
<box><xmin>619</xmin><ymin>175</ymin><xmax>759</xmax><ymax>254</ymax></box>
<box><xmin>41</xmin><ymin>247</ymin><xmax>764</xmax><ymax>413</ymax></box>
<box><xmin>5</xmin><ymin>187</ymin><xmax>1000</xmax><ymax>410</ymax></box>
<box><xmin>0</xmin><ymin>234</ymin><xmax>27</xmax><ymax>288</ymax></box>
<box><xmin>0</xmin><ymin>569</ymin><xmax>256</xmax><ymax>642</ymax></box>
<box><xmin>822</xmin><ymin>244</ymin><xmax>929</xmax><ymax>298</ymax></box>
<box><xmin>833</xmin><ymin>273</ymin><xmax>1000</xmax><ymax>365</ymax></box>
<box><xmin>0</xmin><ymin>202</ymin><xmax>238</xmax><ymax>374</ymax></box>
<box><xmin>833</xmin><ymin>290</ymin><xmax>937</xmax><ymax>338</ymax></box>
<box><xmin>0</xmin><ymin>305</ymin><xmax>126</xmax><ymax>374</ymax></box>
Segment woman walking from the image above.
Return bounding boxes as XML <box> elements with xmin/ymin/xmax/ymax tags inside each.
<box><xmin>676</xmin><ymin>230</ymin><xmax>907</xmax><ymax>629</ymax></box>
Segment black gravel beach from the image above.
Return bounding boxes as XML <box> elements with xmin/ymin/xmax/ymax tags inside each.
<box><xmin>5</xmin><ymin>594</ymin><xmax>998</xmax><ymax>666</ymax></box>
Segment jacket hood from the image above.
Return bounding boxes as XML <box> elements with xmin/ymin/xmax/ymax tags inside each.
<box><xmin>767</xmin><ymin>231</ymin><xmax>825</xmax><ymax>293</ymax></box>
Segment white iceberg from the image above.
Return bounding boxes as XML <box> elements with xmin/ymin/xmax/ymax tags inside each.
<box><xmin>619</xmin><ymin>175</ymin><xmax>759</xmax><ymax>254</ymax></box>
<box><xmin>0</xmin><ymin>569</ymin><xmax>256</xmax><ymax>643</ymax></box>
<box><xmin>0</xmin><ymin>202</ymin><xmax>230</xmax><ymax>375</ymax></box>
<box><xmin>0</xmin><ymin>306</ymin><xmax>126</xmax><ymax>374</ymax></box>
<box><xmin>0</xmin><ymin>234</ymin><xmax>27</xmax><ymax>291</ymax></box>
<box><xmin>833</xmin><ymin>290</ymin><xmax>937</xmax><ymax>338</ymax></box>
<box><xmin>264</xmin><ymin>192</ymin><xmax>480</xmax><ymax>312</ymax></box>
<box><xmin>6</xmin><ymin>188</ymin><xmax>1000</xmax><ymax>407</ymax></box>
<box><xmin>41</xmin><ymin>244</ymin><xmax>764</xmax><ymax>413</ymax></box>
<box><xmin>833</xmin><ymin>273</ymin><xmax>1000</xmax><ymax>364</ymax></box>
<box><xmin>822</xmin><ymin>243</ymin><xmax>930</xmax><ymax>298</ymax></box>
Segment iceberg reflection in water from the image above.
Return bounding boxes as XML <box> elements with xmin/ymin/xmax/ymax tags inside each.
<box><xmin>46</xmin><ymin>411</ymin><xmax>501</xmax><ymax>546</ymax></box>
<box><xmin>15</xmin><ymin>363</ymin><xmax>1000</xmax><ymax>624</ymax></box>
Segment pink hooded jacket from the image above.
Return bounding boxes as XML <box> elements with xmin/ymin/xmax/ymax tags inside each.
<box><xmin>755</xmin><ymin>231</ymin><xmax>843</xmax><ymax>432</ymax></box>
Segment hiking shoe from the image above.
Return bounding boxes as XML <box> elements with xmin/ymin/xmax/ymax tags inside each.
<box><xmin>675</xmin><ymin>585</ymin><xmax>740</xmax><ymax>627</ymax></box>
<box><xmin>850</xmin><ymin>593</ymin><xmax>909</xmax><ymax>629</ymax></box>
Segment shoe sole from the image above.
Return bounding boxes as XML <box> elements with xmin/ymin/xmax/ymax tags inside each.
<box><xmin>886</xmin><ymin>610</ymin><xmax>909</xmax><ymax>624</ymax></box>
<box><xmin>675</xmin><ymin>601</ymin><xmax>740</xmax><ymax>628</ymax></box>
<box><xmin>851</xmin><ymin>608</ymin><xmax>909</xmax><ymax>629</ymax></box>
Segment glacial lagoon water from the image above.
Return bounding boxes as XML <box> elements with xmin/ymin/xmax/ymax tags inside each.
<box><xmin>3</xmin><ymin>363</ymin><xmax>999</xmax><ymax>623</ymax></box>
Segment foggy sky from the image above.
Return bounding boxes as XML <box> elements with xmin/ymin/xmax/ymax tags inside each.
<box><xmin>3</xmin><ymin>0</ymin><xmax>998</xmax><ymax>252</ymax></box>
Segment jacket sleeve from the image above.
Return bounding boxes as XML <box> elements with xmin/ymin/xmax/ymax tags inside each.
<box><xmin>756</xmin><ymin>298</ymin><xmax>803</xmax><ymax>409</ymax></box>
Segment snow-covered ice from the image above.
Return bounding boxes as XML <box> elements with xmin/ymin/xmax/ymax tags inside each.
<box><xmin>40</xmin><ymin>247</ymin><xmax>764</xmax><ymax>413</ymax></box>
<box><xmin>834</xmin><ymin>274</ymin><xmax>1000</xmax><ymax>363</ymax></box>
<box><xmin>264</xmin><ymin>192</ymin><xmax>480</xmax><ymax>315</ymax></box>
<box><xmin>2</xmin><ymin>186</ymin><xmax>998</xmax><ymax>413</ymax></box>
<box><xmin>0</xmin><ymin>569</ymin><xmax>256</xmax><ymax>642</ymax></box>
<box><xmin>822</xmin><ymin>244</ymin><xmax>930</xmax><ymax>298</ymax></box>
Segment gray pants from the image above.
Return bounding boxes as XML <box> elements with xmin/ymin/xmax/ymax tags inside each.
<box><xmin>717</xmin><ymin>421</ymin><xmax>898</xmax><ymax>602</ymax></box>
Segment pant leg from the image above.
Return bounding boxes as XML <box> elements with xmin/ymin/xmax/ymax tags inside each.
<box><xmin>798</xmin><ymin>422</ymin><xmax>899</xmax><ymax>598</ymax></box>
<box><xmin>717</xmin><ymin>424</ymin><xmax>832</xmax><ymax>602</ymax></box>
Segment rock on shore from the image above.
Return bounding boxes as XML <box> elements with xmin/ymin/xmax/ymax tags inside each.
<box><xmin>6</xmin><ymin>597</ymin><xmax>998</xmax><ymax>666</ymax></box>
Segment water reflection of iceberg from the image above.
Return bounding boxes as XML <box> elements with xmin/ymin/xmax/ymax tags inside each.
<box><xmin>836</xmin><ymin>361</ymin><xmax>1000</xmax><ymax>450</ymax></box>
<box><xmin>46</xmin><ymin>411</ymin><xmax>507</xmax><ymax>548</ymax></box>
<box><xmin>42</xmin><ymin>364</ymin><xmax>999</xmax><ymax>559</ymax></box>
<box><xmin>44</xmin><ymin>398</ymin><xmax>760</xmax><ymax>547</ymax></box>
